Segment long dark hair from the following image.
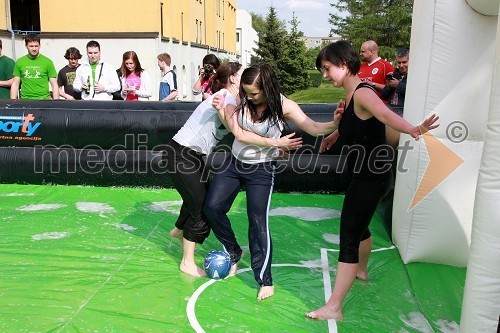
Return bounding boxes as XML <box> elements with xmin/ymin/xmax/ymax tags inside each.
<box><xmin>121</xmin><ymin>51</ymin><xmax>144</xmax><ymax>77</ymax></box>
<box><xmin>239</xmin><ymin>63</ymin><xmax>286</xmax><ymax>129</ymax></box>
<box><xmin>210</xmin><ymin>62</ymin><xmax>242</xmax><ymax>93</ymax></box>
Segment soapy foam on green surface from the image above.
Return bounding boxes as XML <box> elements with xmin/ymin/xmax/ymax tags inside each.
<box><xmin>0</xmin><ymin>184</ymin><xmax>464</xmax><ymax>332</ymax></box>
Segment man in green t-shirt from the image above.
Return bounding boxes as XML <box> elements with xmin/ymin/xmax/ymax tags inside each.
<box><xmin>10</xmin><ymin>34</ymin><xmax>59</xmax><ymax>100</ymax></box>
<box><xmin>0</xmin><ymin>39</ymin><xmax>15</xmax><ymax>99</ymax></box>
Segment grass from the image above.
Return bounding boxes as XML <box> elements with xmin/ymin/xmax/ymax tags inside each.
<box><xmin>289</xmin><ymin>82</ymin><xmax>345</xmax><ymax>103</ymax></box>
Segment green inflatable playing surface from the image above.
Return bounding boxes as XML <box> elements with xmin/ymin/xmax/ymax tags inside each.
<box><xmin>0</xmin><ymin>184</ymin><xmax>465</xmax><ymax>332</ymax></box>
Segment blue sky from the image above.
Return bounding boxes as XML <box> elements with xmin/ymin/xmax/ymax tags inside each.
<box><xmin>237</xmin><ymin>0</ymin><xmax>334</xmax><ymax>37</ymax></box>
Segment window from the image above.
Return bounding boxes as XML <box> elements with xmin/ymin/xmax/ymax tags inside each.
<box><xmin>160</xmin><ymin>3</ymin><xmax>164</xmax><ymax>36</ymax></box>
<box><xmin>195</xmin><ymin>19</ymin><xmax>199</xmax><ymax>43</ymax></box>
<box><xmin>200</xmin><ymin>21</ymin><xmax>203</xmax><ymax>44</ymax></box>
<box><xmin>10</xmin><ymin>0</ymin><xmax>40</xmax><ymax>32</ymax></box>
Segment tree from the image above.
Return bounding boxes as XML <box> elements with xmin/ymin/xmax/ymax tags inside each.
<box><xmin>250</xmin><ymin>13</ymin><xmax>266</xmax><ymax>38</ymax></box>
<box><xmin>253</xmin><ymin>6</ymin><xmax>287</xmax><ymax>68</ymax></box>
<box><xmin>278</xmin><ymin>13</ymin><xmax>309</xmax><ymax>95</ymax></box>
<box><xmin>329</xmin><ymin>0</ymin><xmax>413</xmax><ymax>58</ymax></box>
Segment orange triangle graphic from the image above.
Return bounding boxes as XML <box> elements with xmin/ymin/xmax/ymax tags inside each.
<box><xmin>409</xmin><ymin>132</ymin><xmax>464</xmax><ymax>210</ymax></box>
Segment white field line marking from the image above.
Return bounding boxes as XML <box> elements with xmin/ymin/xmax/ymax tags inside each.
<box><xmin>321</xmin><ymin>248</ymin><xmax>338</xmax><ymax>333</ymax></box>
<box><xmin>188</xmin><ymin>245</ymin><xmax>396</xmax><ymax>333</ymax></box>
<box><xmin>55</xmin><ymin>218</ymin><xmax>165</xmax><ymax>332</ymax></box>
<box><xmin>321</xmin><ymin>245</ymin><xmax>396</xmax><ymax>333</ymax></box>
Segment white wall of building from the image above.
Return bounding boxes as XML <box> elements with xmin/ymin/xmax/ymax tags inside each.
<box><xmin>236</xmin><ymin>9</ymin><xmax>258</xmax><ymax>68</ymax></box>
<box><xmin>1</xmin><ymin>35</ymin><xmax>240</xmax><ymax>101</ymax></box>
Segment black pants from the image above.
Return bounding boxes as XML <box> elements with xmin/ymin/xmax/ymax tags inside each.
<box><xmin>165</xmin><ymin>140</ymin><xmax>210</xmax><ymax>244</ymax></box>
<box><xmin>339</xmin><ymin>174</ymin><xmax>392</xmax><ymax>263</ymax></box>
<box><xmin>204</xmin><ymin>157</ymin><xmax>276</xmax><ymax>286</ymax></box>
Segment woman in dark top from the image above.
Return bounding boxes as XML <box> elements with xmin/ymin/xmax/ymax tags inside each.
<box><xmin>307</xmin><ymin>40</ymin><xmax>439</xmax><ymax>321</ymax></box>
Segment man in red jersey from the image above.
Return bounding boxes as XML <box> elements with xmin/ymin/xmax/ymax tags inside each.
<box><xmin>358</xmin><ymin>40</ymin><xmax>395</xmax><ymax>98</ymax></box>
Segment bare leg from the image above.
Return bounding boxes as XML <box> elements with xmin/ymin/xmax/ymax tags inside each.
<box><xmin>179</xmin><ymin>238</ymin><xmax>206</xmax><ymax>277</ymax></box>
<box><xmin>169</xmin><ymin>227</ymin><xmax>183</xmax><ymax>240</ymax></box>
<box><xmin>257</xmin><ymin>286</ymin><xmax>275</xmax><ymax>300</ymax></box>
<box><xmin>357</xmin><ymin>237</ymin><xmax>372</xmax><ymax>280</ymax></box>
<box><xmin>306</xmin><ymin>262</ymin><xmax>357</xmax><ymax>320</ymax></box>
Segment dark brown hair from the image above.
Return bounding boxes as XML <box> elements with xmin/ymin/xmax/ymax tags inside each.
<box><xmin>210</xmin><ymin>62</ymin><xmax>241</xmax><ymax>93</ymax></box>
<box><xmin>121</xmin><ymin>51</ymin><xmax>144</xmax><ymax>77</ymax></box>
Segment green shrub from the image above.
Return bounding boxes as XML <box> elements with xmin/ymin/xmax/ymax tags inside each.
<box><xmin>308</xmin><ymin>71</ymin><xmax>323</xmax><ymax>88</ymax></box>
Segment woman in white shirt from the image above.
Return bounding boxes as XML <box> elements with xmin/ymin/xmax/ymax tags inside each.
<box><xmin>166</xmin><ymin>62</ymin><xmax>302</xmax><ymax>277</ymax></box>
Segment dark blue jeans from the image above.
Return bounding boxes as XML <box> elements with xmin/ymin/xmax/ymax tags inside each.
<box><xmin>204</xmin><ymin>157</ymin><xmax>276</xmax><ymax>286</ymax></box>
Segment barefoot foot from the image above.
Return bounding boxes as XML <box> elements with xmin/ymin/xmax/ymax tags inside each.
<box><xmin>225</xmin><ymin>251</ymin><xmax>245</xmax><ymax>279</ymax></box>
<box><xmin>180</xmin><ymin>262</ymin><xmax>207</xmax><ymax>277</ymax></box>
<box><xmin>169</xmin><ymin>227</ymin><xmax>183</xmax><ymax>240</ymax></box>
<box><xmin>257</xmin><ymin>286</ymin><xmax>274</xmax><ymax>300</ymax></box>
<box><xmin>356</xmin><ymin>270</ymin><xmax>369</xmax><ymax>281</ymax></box>
<box><xmin>306</xmin><ymin>304</ymin><xmax>343</xmax><ymax>320</ymax></box>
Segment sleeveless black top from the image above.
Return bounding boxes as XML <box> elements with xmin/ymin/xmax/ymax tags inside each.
<box><xmin>338</xmin><ymin>83</ymin><xmax>393</xmax><ymax>179</ymax></box>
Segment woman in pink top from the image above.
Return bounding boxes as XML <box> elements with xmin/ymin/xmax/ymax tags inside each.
<box><xmin>120</xmin><ymin>51</ymin><xmax>152</xmax><ymax>101</ymax></box>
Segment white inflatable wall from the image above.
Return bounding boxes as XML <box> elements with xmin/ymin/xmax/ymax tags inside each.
<box><xmin>392</xmin><ymin>0</ymin><xmax>500</xmax><ymax>329</ymax></box>
<box><xmin>392</xmin><ymin>0</ymin><xmax>497</xmax><ymax>266</ymax></box>
<box><xmin>461</xmin><ymin>1</ymin><xmax>500</xmax><ymax>331</ymax></box>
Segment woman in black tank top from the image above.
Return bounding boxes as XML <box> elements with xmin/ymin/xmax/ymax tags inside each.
<box><xmin>306</xmin><ymin>40</ymin><xmax>439</xmax><ymax>321</ymax></box>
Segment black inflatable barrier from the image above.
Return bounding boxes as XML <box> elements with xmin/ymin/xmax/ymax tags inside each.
<box><xmin>0</xmin><ymin>100</ymin><xmax>349</xmax><ymax>192</ymax></box>
<box><xmin>0</xmin><ymin>100</ymin><xmax>338</xmax><ymax>150</ymax></box>
<box><xmin>0</xmin><ymin>146</ymin><xmax>350</xmax><ymax>192</ymax></box>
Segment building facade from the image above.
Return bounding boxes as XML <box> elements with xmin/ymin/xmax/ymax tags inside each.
<box><xmin>236</xmin><ymin>9</ymin><xmax>258</xmax><ymax>68</ymax></box>
<box><xmin>0</xmin><ymin>0</ymin><xmax>250</xmax><ymax>101</ymax></box>
<box><xmin>300</xmin><ymin>36</ymin><xmax>341</xmax><ymax>49</ymax></box>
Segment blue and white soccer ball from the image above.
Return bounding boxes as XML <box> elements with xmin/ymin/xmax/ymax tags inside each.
<box><xmin>204</xmin><ymin>250</ymin><xmax>232</xmax><ymax>280</ymax></box>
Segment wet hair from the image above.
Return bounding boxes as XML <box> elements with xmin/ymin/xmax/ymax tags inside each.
<box><xmin>157</xmin><ymin>53</ymin><xmax>171</xmax><ymax>66</ymax></box>
<box><xmin>239</xmin><ymin>63</ymin><xmax>286</xmax><ymax>128</ymax></box>
<box><xmin>86</xmin><ymin>40</ymin><xmax>100</xmax><ymax>50</ymax></box>
<box><xmin>64</xmin><ymin>47</ymin><xmax>82</xmax><ymax>60</ymax></box>
<box><xmin>316</xmin><ymin>40</ymin><xmax>360</xmax><ymax>76</ymax></box>
<box><xmin>202</xmin><ymin>54</ymin><xmax>221</xmax><ymax>69</ymax></box>
<box><xmin>396</xmin><ymin>48</ymin><xmax>409</xmax><ymax>58</ymax></box>
<box><xmin>210</xmin><ymin>62</ymin><xmax>242</xmax><ymax>93</ymax></box>
<box><xmin>24</xmin><ymin>34</ymin><xmax>40</xmax><ymax>45</ymax></box>
<box><xmin>121</xmin><ymin>51</ymin><xmax>144</xmax><ymax>77</ymax></box>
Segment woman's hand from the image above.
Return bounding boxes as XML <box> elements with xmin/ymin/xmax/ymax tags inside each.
<box><xmin>320</xmin><ymin>130</ymin><xmax>340</xmax><ymax>153</ymax></box>
<box><xmin>211</xmin><ymin>91</ymin><xmax>226</xmax><ymax>110</ymax></box>
<box><xmin>274</xmin><ymin>132</ymin><xmax>303</xmax><ymax>150</ymax></box>
<box><xmin>333</xmin><ymin>99</ymin><xmax>344</xmax><ymax>127</ymax></box>
<box><xmin>411</xmin><ymin>114</ymin><xmax>440</xmax><ymax>140</ymax></box>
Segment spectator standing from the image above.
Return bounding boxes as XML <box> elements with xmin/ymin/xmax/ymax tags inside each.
<box><xmin>57</xmin><ymin>47</ymin><xmax>82</xmax><ymax>100</ymax></box>
<box><xmin>0</xmin><ymin>39</ymin><xmax>15</xmax><ymax>99</ymax></box>
<box><xmin>157</xmin><ymin>53</ymin><xmax>178</xmax><ymax>102</ymax></box>
<box><xmin>381</xmin><ymin>48</ymin><xmax>410</xmax><ymax>147</ymax></box>
<box><xmin>358</xmin><ymin>40</ymin><xmax>395</xmax><ymax>96</ymax></box>
<box><xmin>73</xmin><ymin>40</ymin><xmax>120</xmax><ymax>100</ymax></box>
<box><xmin>10</xmin><ymin>34</ymin><xmax>59</xmax><ymax>100</ymax></box>
<box><xmin>192</xmin><ymin>54</ymin><xmax>220</xmax><ymax>101</ymax></box>
<box><xmin>120</xmin><ymin>51</ymin><xmax>152</xmax><ymax>101</ymax></box>
<box><xmin>381</xmin><ymin>48</ymin><xmax>409</xmax><ymax>116</ymax></box>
